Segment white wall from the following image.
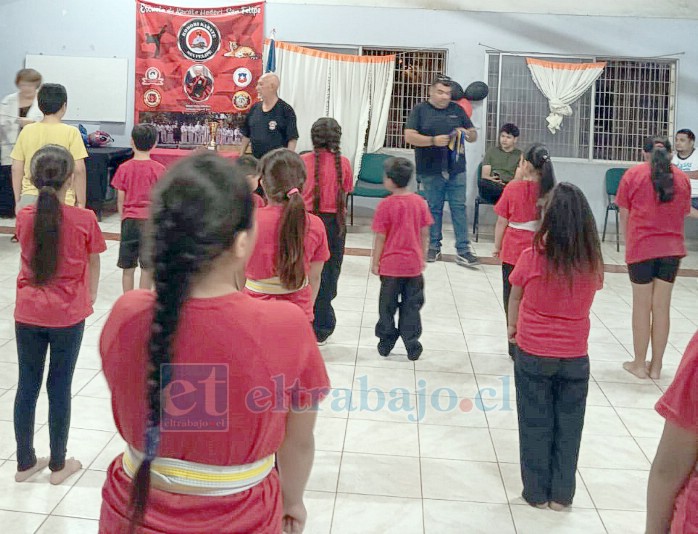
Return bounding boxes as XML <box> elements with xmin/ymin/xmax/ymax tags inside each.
<box><xmin>2</xmin><ymin>0</ymin><xmax>697</xmax><ymax>228</ymax></box>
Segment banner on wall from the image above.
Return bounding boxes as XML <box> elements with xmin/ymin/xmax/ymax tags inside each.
<box><xmin>135</xmin><ymin>0</ymin><xmax>264</xmax><ymax>146</ymax></box>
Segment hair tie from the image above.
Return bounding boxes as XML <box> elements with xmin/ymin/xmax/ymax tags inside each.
<box><xmin>40</xmin><ymin>185</ymin><xmax>56</xmax><ymax>194</ymax></box>
<box><xmin>287</xmin><ymin>187</ymin><xmax>300</xmax><ymax>198</ymax></box>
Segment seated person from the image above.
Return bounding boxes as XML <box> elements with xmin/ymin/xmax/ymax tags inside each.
<box><xmin>671</xmin><ymin>128</ymin><xmax>698</xmax><ymax>217</ymax></box>
<box><xmin>479</xmin><ymin>123</ymin><xmax>522</xmax><ymax>204</ymax></box>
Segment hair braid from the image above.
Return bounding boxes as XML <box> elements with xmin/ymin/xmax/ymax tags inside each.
<box><xmin>128</xmin><ymin>153</ymin><xmax>254</xmax><ymax>531</ymax></box>
<box><xmin>313</xmin><ymin>150</ymin><xmax>321</xmax><ymax>214</ymax></box>
<box><xmin>333</xmin><ymin>150</ymin><xmax>346</xmax><ymax>234</ymax></box>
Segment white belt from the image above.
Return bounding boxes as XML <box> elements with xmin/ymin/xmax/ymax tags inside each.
<box><xmin>508</xmin><ymin>220</ymin><xmax>539</xmax><ymax>232</ymax></box>
<box><xmin>122</xmin><ymin>446</ymin><xmax>275</xmax><ymax>497</ymax></box>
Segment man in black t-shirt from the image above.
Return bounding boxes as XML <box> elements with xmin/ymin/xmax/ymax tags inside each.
<box><xmin>405</xmin><ymin>75</ymin><xmax>478</xmax><ymax>266</ymax></box>
<box><xmin>240</xmin><ymin>73</ymin><xmax>299</xmax><ymax>159</ymax></box>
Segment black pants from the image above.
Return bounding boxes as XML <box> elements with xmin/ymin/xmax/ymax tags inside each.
<box><xmin>502</xmin><ymin>263</ymin><xmax>516</xmax><ymax>357</ymax></box>
<box><xmin>313</xmin><ymin>213</ymin><xmax>346</xmax><ymax>341</ymax></box>
<box><xmin>14</xmin><ymin>321</ymin><xmax>85</xmax><ymax>472</ymax></box>
<box><xmin>478</xmin><ymin>177</ymin><xmax>505</xmax><ymax>205</ymax></box>
<box><xmin>376</xmin><ymin>275</ymin><xmax>425</xmax><ymax>350</ymax></box>
<box><xmin>514</xmin><ymin>347</ymin><xmax>589</xmax><ymax>506</ymax></box>
<box><xmin>0</xmin><ymin>165</ymin><xmax>15</xmax><ymax>217</ymax></box>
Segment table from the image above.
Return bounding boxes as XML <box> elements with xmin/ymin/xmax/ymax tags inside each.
<box><xmin>85</xmin><ymin>147</ymin><xmax>134</xmax><ymax>220</ymax></box>
<box><xmin>150</xmin><ymin>147</ymin><xmax>239</xmax><ymax>168</ymax></box>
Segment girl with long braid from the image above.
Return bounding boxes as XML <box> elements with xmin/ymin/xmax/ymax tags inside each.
<box><xmin>244</xmin><ymin>148</ymin><xmax>330</xmax><ymax>322</ymax></box>
<box><xmin>98</xmin><ymin>153</ymin><xmax>330</xmax><ymax>533</ymax></box>
<box><xmin>300</xmin><ymin>118</ymin><xmax>354</xmax><ymax>343</ymax></box>
<box><xmin>14</xmin><ymin>145</ymin><xmax>106</xmax><ymax>485</ymax></box>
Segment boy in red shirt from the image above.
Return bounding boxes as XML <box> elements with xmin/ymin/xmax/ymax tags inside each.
<box><xmin>372</xmin><ymin>157</ymin><xmax>433</xmax><ymax>360</ymax></box>
<box><xmin>112</xmin><ymin>124</ymin><xmax>165</xmax><ymax>293</ymax></box>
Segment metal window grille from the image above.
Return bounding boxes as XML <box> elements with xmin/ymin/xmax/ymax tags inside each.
<box><xmin>362</xmin><ymin>48</ymin><xmax>447</xmax><ymax>149</ymax></box>
<box><xmin>593</xmin><ymin>59</ymin><xmax>675</xmax><ymax>161</ymax></box>
<box><xmin>486</xmin><ymin>54</ymin><xmax>591</xmax><ymax>158</ymax></box>
<box><xmin>486</xmin><ymin>52</ymin><xmax>676</xmax><ymax>162</ymax></box>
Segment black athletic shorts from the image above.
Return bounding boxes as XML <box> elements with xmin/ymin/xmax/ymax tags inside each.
<box><xmin>118</xmin><ymin>218</ymin><xmax>150</xmax><ymax>270</ymax></box>
<box><xmin>627</xmin><ymin>256</ymin><xmax>681</xmax><ymax>285</ymax></box>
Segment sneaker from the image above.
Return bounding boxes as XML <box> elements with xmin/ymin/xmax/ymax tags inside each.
<box><xmin>407</xmin><ymin>342</ymin><xmax>423</xmax><ymax>361</ymax></box>
<box><xmin>455</xmin><ymin>248</ymin><xmax>479</xmax><ymax>267</ymax></box>
<box><xmin>377</xmin><ymin>338</ymin><xmax>397</xmax><ymax>357</ymax></box>
<box><xmin>427</xmin><ymin>249</ymin><xmax>441</xmax><ymax>263</ymax></box>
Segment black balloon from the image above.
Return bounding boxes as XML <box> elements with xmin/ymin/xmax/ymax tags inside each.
<box><xmin>450</xmin><ymin>81</ymin><xmax>465</xmax><ymax>101</ymax></box>
<box><xmin>464</xmin><ymin>81</ymin><xmax>489</xmax><ymax>101</ymax></box>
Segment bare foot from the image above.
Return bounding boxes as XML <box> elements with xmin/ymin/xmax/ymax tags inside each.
<box><xmin>623</xmin><ymin>361</ymin><xmax>648</xmax><ymax>379</ymax></box>
<box><xmin>647</xmin><ymin>362</ymin><xmax>662</xmax><ymax>380</ymax></box>
<box><xmin>49</xmin><ymin>458</ymin><xmax>82</xmax><ymax>485</ymax></box>
<box><xmin>534</xmin><ymin>502</ymin><xmax>549</xmax><ymax>509</ymax></box>
<box><xmin>549</xmin><ymin>502</ymin><xmax>570</xmax><ymax>511</ymax></box>
<box><xmin>15</xmin><ymin>457</ymin><xmax>49</xmax><ymax>482</ymax></box>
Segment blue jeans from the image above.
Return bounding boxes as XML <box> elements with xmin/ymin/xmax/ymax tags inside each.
<box><xmin>419</xmin><ymin>171</ymin><xmax>470</xmax><ymax>254</ymax></box>
<box><xmin>14</xmin><ymin>321</ymin><xmax>85</xmax><ymax>472</ymax></box>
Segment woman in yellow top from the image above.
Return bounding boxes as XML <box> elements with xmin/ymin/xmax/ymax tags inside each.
<box><xmin>10</xmin><ymin>84</ymin><xmax>87</xmax><ymax>213</ymax></box>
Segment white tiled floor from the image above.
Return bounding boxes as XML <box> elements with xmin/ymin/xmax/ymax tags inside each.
<box><xmin>0</xmin><ymin>219</ymin><xmax>695</xmax><ymax>533</ymax></box>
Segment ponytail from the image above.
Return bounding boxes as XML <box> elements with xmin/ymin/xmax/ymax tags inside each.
<box><xmin>278</xmin><ymin>190</ymin><xmax>307</xmax><ymax>290</ymax></box>
<box><xmin>523</xmin><ymin>143</ymin><xmax>556</xmax><ymax>205</ymax></box>
<box><xmin>28</xmin><ymin>145</ymin><xmax>74</xmax><ymax>286</ymax></box>
<box><xmin>651</xmin><ymin>146</ymin><xmax>674</xmax><ymax>203</ymax></box>
<box><xmin>128</xmin><ymin>154</ymin><xmax>253</xmax><ymax>531</ymax></box>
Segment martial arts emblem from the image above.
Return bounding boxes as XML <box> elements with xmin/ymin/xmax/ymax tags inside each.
<box><xmin>268</xmin><ymin>120</ymin><xmax>277</xmax><ymax>131</ymax></box>
<box><xmin>184</xmin><ymin>65</ymin><xmax>215</xmax><ymax>103</ymax></box>
<box><xmin>233</xmin><ymin>67</ymin><xmax>252</xmax><ymax>88</ymax></box>
<box><xmin>143</xmin><ymin>89</ymin><xmax>162</xmax><ymax>108</ymax></box>
<box><xmin>233</xmin><ymin>91</ymin><xmax>252</xmax><ymax>111</ymax></box>
<box><xmin>178</xmin><ymin>19</ymin><xmax>221</xmax><ymax>62</ymax></box>
<box><xmin>142</xmin><ymin>67</ymin><xmax>164</xmax><ymax>86</ymax></box>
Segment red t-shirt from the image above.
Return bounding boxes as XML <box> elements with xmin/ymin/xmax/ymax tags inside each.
<box><xmin>655</xmin><ymin>332</ymin><xmax>698</xmax><ymax>534</ymax></box>
<box><xmin>252</xmin><ymin>193</ymin><xmax>266</xmax><ymax>209</ymax></box>
<box><xmin>615</xmin><ymin>163</ymin><xmax>691</xmax><ymax>264</ymax></box>
<box><xmin>300</xmin><ymin>150</ymin><xmax>354</xmax><ymax>213</ymax></box>
<box><xmin>15</xmin><ymin>205</ymin><xmax>107</xmax><ymax>328</ymax></box>
<box><xmin>244</xmin><ymin>205</ymin><xmax>330</xmax><ymax>320</ymax></box>
<box><xmin>111</xmin><ymin>158</ymin><xmax>166</xmax><ymax>220</ymax></box>
<box><xmin>372</xmin><ymin>193</ymin><xmax>434</xmax><ymax>277</ymax></box>
<box><xmin>494</xmin><ymin>180</ymin><xmax>540</xmax><ymax>266</ymax></box>
<box><xmin>99</xmin><ymin>290</ymin><xmax>330</xmax><ymax>534</ymax></box>
<box><xmin>509</xmin><ymin>247</ymin><xmax>603</xmax><ymax>358</ymax></box>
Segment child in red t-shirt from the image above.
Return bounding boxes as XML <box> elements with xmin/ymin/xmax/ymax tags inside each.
<box><xmin>300</xmin><ymin>118</ymin><xmax>354</xmax><ymax>344</ymax></box>
<box><xmin>243</xmin><ymin>148</ymin><xmax>330</xmax><ymax>322</ymax></box>
<box><xmin>508</xmin><ymin>183</ymin><xmax>603</xmax><ymax>510</ymax></box>
<box><xmin>111</xmin><ymin>124</ymin><xmax>165</xmax><ymax>293</ymax></box>
<box><xmin>98</xmin><ymin>153</ymin><xmax>329</xmax><ymax>533</ymax></box>
<box><xmin>646</xmin><ymin>331</ymin><xmax>698</xmax><ymax>534</ymax></box>
<box><xmin>14</xmin><ymin>145</ymin><xmax>106</xmax><ymax>485</ymax></box>
<box><xmin>235</xmin><ymin>155</ymin><xmax>266</xmax><ymax>208</ymax></box>
<box><xmin>372</xmin><ymin>157</ymin><xmax>433</xmax><ymax>361</ymax></box>
<box><xmin>493</xmin><ymin>143</ymin><xmax>556</xmax><ymax>359</ymax></box>
<box><xmin>617</xmin><ymin>137</ymin><xmax>691</xmax><ymax>380</ymax></box>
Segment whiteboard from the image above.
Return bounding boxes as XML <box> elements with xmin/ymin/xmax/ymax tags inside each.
<box><xmin>25</xmin><ymin>55</ymin><xmax>128</xmax><ymax>123</ymax></box>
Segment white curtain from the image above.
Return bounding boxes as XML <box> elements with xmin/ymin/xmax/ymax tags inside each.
<box><xmin>526</xmin><ymin>58</ymin><xmax>605</xmax><ymax>134</ymax></box>
<box><xmin>262</xmin><ymin>40</ymin><xmax>394</xmax><ymax>176</ymax></box>
<box><xmin>264</xmin><ymin>41</ymin><xmax>330</xmax><ymax>154</ymax></box>
<box><xmin>366</xmin><ymin>59</ymin><xmax>395</xmax><ymax>153</ymax></box>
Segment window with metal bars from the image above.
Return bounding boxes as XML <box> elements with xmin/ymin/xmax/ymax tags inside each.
<box><xmin>362</xmin><ymin>48</ymin><xmax>447</xmax><ymax>149</ymax></box>
<box><xmin>486</xmin><ymin>53</ymin><xmax>676</xmax><ymax>162</ymax></box>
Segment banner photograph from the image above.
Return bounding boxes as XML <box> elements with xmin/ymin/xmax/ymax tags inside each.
<box><xmin>135</xmin><ymin>1</ymin><xmax>264</xmax><ymax>147</ymax></box>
